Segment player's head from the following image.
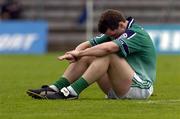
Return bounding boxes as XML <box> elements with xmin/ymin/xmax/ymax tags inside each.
<box><xmin>98</xmin><ymin>9</ymin><xmax>127</xmax><ymax>38</ymax></box>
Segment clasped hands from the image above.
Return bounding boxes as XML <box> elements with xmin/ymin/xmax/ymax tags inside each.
<box><xmin>57</xmin><ymin>50</ymin><xmax>80</xmax><ymax>63</ymax></box>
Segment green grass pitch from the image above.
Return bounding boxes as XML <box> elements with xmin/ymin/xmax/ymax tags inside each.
<box><xmin>1</xmin><ymin>53</ymin><xmax>180</xmax><ymax>119</ymax></box>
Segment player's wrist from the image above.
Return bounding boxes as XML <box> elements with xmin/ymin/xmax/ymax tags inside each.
<box><xmin>77</xmin><ymin>50</ymin><xmax>84</xmax><ymax>58</ymax></box>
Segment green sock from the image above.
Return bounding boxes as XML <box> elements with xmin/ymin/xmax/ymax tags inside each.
<box><xmin>70</xmin><ymin>77</ymin><xmax>89</xmax><ymax>95</ymax></box>
<box><xmin>53</xmin><ymin>77</ymin><xmax>70</xmax><ymax>90</ymax></box>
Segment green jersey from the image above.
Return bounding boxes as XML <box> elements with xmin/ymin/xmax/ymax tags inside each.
<box><xmin>89</xmin><ymin>17</ymin><xmax>156</xmax><ymax>88</ymax></box>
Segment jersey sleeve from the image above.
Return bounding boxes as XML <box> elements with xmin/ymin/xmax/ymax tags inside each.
<box><xmin>113</xmin><ymin>29</ymin><xmax>144</xmax><ymax>57</ymax></box>
<box><xmin>89</xmin><ymin>34</ymin><xmax>113</xmax><ymax>46</ymax></box>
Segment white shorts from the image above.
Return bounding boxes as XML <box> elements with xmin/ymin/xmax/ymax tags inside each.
<box><xmin>107</xmin><ymin>73</ymin><xmax>153</xmax><ymax>99</ymax></box>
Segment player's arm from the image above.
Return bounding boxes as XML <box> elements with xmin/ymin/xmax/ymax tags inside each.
<box><xmin>59</xmin><ymin>41</ymin><xmax>119</xmax><ymax>60</ymax></box>
<box><xmin>75</xmin><ymin>41</ymin><xmax>92</xmax><ymax>51</ymax></box>
<box><xmin>57</xmin><ymin>41</ymin><xmax>92</xmax><ymax>62</ymax></box>
<box><xmin>71</xmin><ymin>35</ymin><xmax>115</xmax><ymax>57</ymax></box>
<box><xmin>72</xmin><ymin>34</ymin><xmax>112</xmax><ymax>52</ymax></box>
<box><xmin>58</xmin><ymin>34</ymin><xmax>112</xmax><ymax>62</ymax></box>
<box><xmin>78</xmin><ymin>41</ymin><xmax>119</xmax><ymax>57</ymax></box>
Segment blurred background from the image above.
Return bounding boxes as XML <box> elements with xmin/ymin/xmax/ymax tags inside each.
<box><xmin>0</xmin><ymin>0</ymin><xmax>180</xmax><ymax>54</ymax></box>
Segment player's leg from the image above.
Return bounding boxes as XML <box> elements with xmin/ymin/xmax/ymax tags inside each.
<box><xmin>107</xmin><ymin>54</ymin><xmax>134</xmax><ymax>97</ymax></box>
<box><xmin>96</xmin><ymin>74</ymin><xmax>112</xmax><ymax>95</ymax></box>
<box><xmin>106</xmin><ymin>54</ymin><xmax>153</xmax><ymax>99</ymax></box>
<box><xmin>27</xmin><ymin>56</ymin><xmax>95</xmax><ymax>98</ymax></box>
<box><xmin>64</xmin><ymin>55</ymin><xmax>111</xmax><ymax>96</ymax></box>
<box><xmin>42</xmin><ymin>55</ymin><xmax>111</xmax><ymax>99</ymax></box>
<box><xmin>95</xmin><ymin>54</ymin><xmax>134</xmax><ymax>97</ymax></box>
<box><xmin>39</xmin><ymin>54</ymin><xmax>133</xmax><ymax>99</ymax></box>
<box><xmin>52</xmin><ymin>56</ymin><xmax>95</xmax><ymax>90</ymax></box>
<box><xmin>62</xmin><ymin>56</ymin><xmax>95</xmax><ymax>83</ymax></box>
<box><xmin>64</xmin><ymin>54</ymin><xmax>133</xmax><ymax>98</ymax></box>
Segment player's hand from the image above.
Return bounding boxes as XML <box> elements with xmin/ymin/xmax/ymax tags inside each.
<box><xmin>66</xmin><ymin>50</ymin><xmax>80</xmax><ymax>58</ymax></box>
<box><xmin>57</xmin><ymin>53</ymin><xmax>77</xmax><ymax>63</ymax></box>
<box><xmin>58</xmin><ymin>50</ymin><xmax>80</xmax><ymax>63</ymax></box>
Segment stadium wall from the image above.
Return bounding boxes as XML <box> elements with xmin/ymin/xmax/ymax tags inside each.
<box><xmin>1</xmin><ymin>0</ymin><xmax>180</xmax><ymax>53</ymax></box>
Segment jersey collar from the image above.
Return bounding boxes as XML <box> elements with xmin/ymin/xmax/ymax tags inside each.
<box><xmin>126</xmin><ymin>17</ymin><xmax>134</xmax><ymax>29</ymax></box>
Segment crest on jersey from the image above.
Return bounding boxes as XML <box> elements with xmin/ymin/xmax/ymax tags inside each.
<box><xmin>118</xmin><ymin>30</ymin><xmax>136</xmax><ymax>40</ymax></box>
<box><xmin>121</xmin><ymin>33</ymin><xmax>128</xmax><ymax>39</ymax></box>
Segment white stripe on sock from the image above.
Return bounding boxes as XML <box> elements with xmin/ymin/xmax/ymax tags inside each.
<box><xmin>49</xmin><ymin>85</ymin><xmax>59</xmax><ymax>92</ymax></box>
<box><xmin>67</xmin><ymin>86</ymin><xmax>78</xmax><ymax>96</ymax></box>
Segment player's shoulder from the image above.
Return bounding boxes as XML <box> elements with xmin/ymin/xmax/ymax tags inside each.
<box><xmin>130</xmin><ymin>23</ymin><xmax>150</xmax><ymax>37</ymax></box>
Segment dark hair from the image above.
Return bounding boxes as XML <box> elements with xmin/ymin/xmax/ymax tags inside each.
<box><xmin>98</xmin><ymin>9</ymin><xmax>126</xmax><ymax>33</ymax></box>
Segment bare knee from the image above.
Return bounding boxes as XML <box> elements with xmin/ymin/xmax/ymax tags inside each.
<box><xmin>109</xmin><ymin>54</ymin><xmax>125</xmax><ymax>61</ymax></box>
<box><xmin>107</xmin><ymin>54</ymin><xmax>126</xmax><ymax>67</ymax></box>
<box><xmin>78</xmin><ymin>56</ymin><xmax>96</xmax><ymax>65</ymax></box>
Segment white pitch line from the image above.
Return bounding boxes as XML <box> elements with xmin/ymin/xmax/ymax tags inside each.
<box><xmin>137</xmin><ymin>99</ymin><xmax>180</xmax><ymax>104</ymax></box>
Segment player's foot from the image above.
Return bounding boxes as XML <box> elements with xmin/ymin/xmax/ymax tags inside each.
<box><xmin>26</xmin><ymin>85</ymin><xmax>57</xmax><ymax>99</ymax></box>
<box><xmin>40</xmin><ymin>87</ymin><xmax>78</xmax><ymax>100</ymax></box>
